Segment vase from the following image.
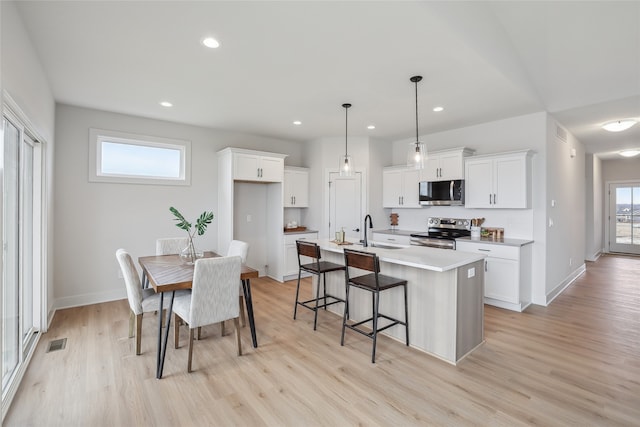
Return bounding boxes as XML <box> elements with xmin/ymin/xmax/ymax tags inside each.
<box><xmin>180</xmin><ymin>240</ymin><xmax>203</xmax><ymax>265</ymax></box>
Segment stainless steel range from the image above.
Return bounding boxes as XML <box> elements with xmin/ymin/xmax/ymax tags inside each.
<box><xmin>410</xmin><ymin>217</ymin><xmax>471</xmax><ymax>249</ymax></box>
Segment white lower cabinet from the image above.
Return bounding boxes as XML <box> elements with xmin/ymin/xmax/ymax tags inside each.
<box><xmin>456</xmin><ymin>240</ymin><xmax>532</xmax><ymax>312</ymax></box>
<box><xmin>283</xmin><ymin>232</ymin><xmax>318</xmax><ymax>279</ymax></box>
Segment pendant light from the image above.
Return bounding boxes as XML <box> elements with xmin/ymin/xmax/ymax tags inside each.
<box><xmin>407</xmin><ymin>75</ymin><xmax>426</xmax><ymax>170</ymax></box>
<box><xmin>339</xmin><ymin>103</ymin><xmax>354</xmax><ymax>176</ymax></box>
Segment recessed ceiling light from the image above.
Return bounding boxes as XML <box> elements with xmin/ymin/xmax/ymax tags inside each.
<box><xmin>367</xmin><ymin>125</ymin><xmax>376</xmax><ymax>130</ymax></box>
<box><xmin>619</xmin><ymin>149</ymin><xmax>640</xmax><ymax>158</ymax></box>
<box><xmin>602</xmin><ymin>119</ymin><xmax>637</xmax><ymax>132</ymax></box>
<box><xmin>293</xmin><ymin>121</ymin><xmax>302</xmax><ymax>126</ymax></box>
<box><xmin>433</xmin><ymin>106</ymin><xmax>444</xmax><ymax>112</ymax></box>
<box><xmin>160</xmin><ymin>101</ymin><xmax>173</xmax><ymax>107</ymax></box>
<box><xmin>202</xmin><ymin>37</ymin><xmax>220</xmax><ymax>49</ymax></box>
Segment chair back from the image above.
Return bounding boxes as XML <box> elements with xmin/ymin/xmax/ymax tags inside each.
<box><xmin>343</xmin><ymin>248</ymin><xmax>380</xmax><ymax>274</ymax></box>
<box><xmin>115</xmin><ymin>249</ymin><xmax>143</xmax><ymax>314</ymax></box>
<box><xmin>297</xmin><ymin>240</ymin><xmax>320</xmax><ymax>260</ymax></box>
<box><xmin>187</xmin><ymin>256</ymin><xmax>242</xmax><ymax>328</ymax></box>
<box><xmin>227</xmin><ymin>240</ymin><xmax>249</xmax><ymax>263</ymax></box>
<box><xmin>156</xmin><ymin>237</ymin><xmax>190</xmax><ymax>255</ymax></box>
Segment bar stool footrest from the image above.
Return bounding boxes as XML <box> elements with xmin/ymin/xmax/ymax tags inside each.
<box><xmin>297</xmin><ymin>294</ymin><xmax>345</xmax><ymax>312</ymax></box>
<box><xmin>344</xmin><ymin>314</ymin><xmax>404</xmax><ymax>338</ymax></box>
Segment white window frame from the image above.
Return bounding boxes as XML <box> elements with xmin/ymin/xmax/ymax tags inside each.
<box><xmin>89</xmin><ymin>128</ymin><xmax>191</xmax><ymax>185</ymax></box>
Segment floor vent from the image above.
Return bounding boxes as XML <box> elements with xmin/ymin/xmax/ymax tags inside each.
<box><xmin>46</xmin><ymin>338</ymin><xmax>67</xmax><ymax>353</ymax></box>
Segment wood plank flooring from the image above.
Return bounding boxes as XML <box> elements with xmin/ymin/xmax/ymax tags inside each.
<box><xmin>5</xmin><ymin>254</ymin><xmax>640</xmax><ymax>426</ymax></box>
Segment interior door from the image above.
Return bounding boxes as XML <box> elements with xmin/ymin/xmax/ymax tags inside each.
<box><xmin>609</xmin><ymin>183</ymin><xmax>640</xmax><ymax>255</ymax></box>
<box><xmin>329</xmin><ymin>172</ymin><xmax>363</xmax><ymax>242</ymax></box>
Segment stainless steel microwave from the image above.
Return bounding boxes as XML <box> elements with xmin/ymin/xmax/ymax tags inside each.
<box><xmin>419</xmin><ymin>180</ymin><xmax>465</xmax><ymax>206</ymax></box>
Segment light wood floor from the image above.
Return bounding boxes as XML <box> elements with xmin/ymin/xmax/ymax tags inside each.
<box><xmin>5</xmin><ymin>254</ymin><xmax>640</xmax><ymax>426</ymax></box>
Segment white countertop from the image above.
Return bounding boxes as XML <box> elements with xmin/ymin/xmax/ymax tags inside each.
<box><xmin>311</xmin><ymin>239</ymin><xmax>485</xmax><ymax>272</ymax></box>
<box><xmin>456</xmin><ymin>236</ymin><xmax>534</xmax><ymax>247</ymax></box>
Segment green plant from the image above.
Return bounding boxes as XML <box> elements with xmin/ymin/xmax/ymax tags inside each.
<box><xmin>170</xmin><ymin>207</ymin><xmax>214</xmax><ymax>262</ymax></box>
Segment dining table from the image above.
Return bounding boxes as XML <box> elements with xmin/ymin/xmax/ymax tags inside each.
<box><xmin>138</xmin><ymin>251</ymin><xmax>259</xmax><ymax>379</ymax></box>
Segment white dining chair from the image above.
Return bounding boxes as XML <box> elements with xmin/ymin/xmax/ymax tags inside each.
<box><xmin>172</xmin><ymin>256</ymin><xmax>243</xmax><ymax>373</ymax></box>
<box><xmin>116</xmin><ymin>248</ymin><xmax>188</xmax><ymax>355</ymax></box>
<box><xmin>156</xmin><ymin>237</ymin><xmax>190</xmax><ymax>255</ymax></box>
<box><xmin>227</xmin><ymin>240</ymin><xmax>249</xmax><ymax>327</ymax></box>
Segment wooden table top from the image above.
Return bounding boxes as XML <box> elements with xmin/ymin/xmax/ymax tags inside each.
<box><xmin>139</xmin><ymin>252</ymin><xmax>258</xmax><ymax>293</ymax></box>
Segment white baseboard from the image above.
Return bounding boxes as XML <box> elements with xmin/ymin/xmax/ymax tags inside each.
<box><xmin>54</xmin><ymin>288</ymin><xmax>127</xmax><ymax>310</ymax></box>
<box><xmin>546</xmin><ymin>263</ymin><xmax>586</xmax><ymax>305</ymax></box>
<box><xmin>586</xmin><ymin>251</ymin><xmax>601</xmax><ymax>262</ymax></box>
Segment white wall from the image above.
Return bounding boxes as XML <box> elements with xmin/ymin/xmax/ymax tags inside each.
<box><xmin>1</xmin><ymin>1</ymin><xmax>56</xmax><ymax>320</ymax></box>
<box><xmin>53</xmin><ymin>104</ymin><xmax>303</xmax><ymax>308</ymax></box>
<box><xmin>544</xmin><ymin>118</ymin><xmax>586</xmax><ymax>303</ymax></box>
<box><xmin>303</xmin><ymin>136</ymin><xmax>372</xmax><ymax>239</ymax></box>
<box><xmin>585</xmin><ymin>154</ymin><xmax>604</xmax><ymax>260</ymax></box>
<box><xmin>602</xmin><ymin>157</ymin><xmax>640</xmax><ymax>182</ymax></box>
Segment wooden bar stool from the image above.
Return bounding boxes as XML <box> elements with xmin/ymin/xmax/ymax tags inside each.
<box><xmin>341</xmin><ymin>248</ymin><xmax>409</xmax><ymax>363</ymax></box>
<box><xmin>293</xmin><ymin>240</ymin><xmax>346</xmax><ymax>330</ymax></box>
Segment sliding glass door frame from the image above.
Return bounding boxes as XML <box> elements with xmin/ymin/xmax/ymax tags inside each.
<box><xmin>606</xmin><ymin>180</ymin><xmax>640</xmax><ymax>255</ymax></box>
<box><xmin>2</xmin><ymin>96</ymin><xmax>48</xmax><ymax>419</ymax></box>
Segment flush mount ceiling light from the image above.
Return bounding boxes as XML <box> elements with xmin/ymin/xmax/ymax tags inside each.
<box><xmin>602</xmin><ymin>119</ymin><xmax>637</xmax><ymax>132</ymax></box>
<box><xmin>367</xmin><ymin>125</ymin><xmax>376</xmax><ymax>130</ymax></box>
<box><xmin>293</xmin><ymin>121</ymin><xmax>302</xmax><ymax>125</ymax></box>
<box><xmin>202</xmin><ymin>37</ymin><xmax>220</xmax><ymax>49</ymax></box>
<box><xmin>433</xmin><ymin>106</ymin><xmax>444</xmax><ymax>112</ymax></box>
<box><xmin>339</xmin><ymin>103</ymin><xmax>353</xmax><ymax>177</ymax></box>
<box><xmin>619</xmin><ymin>149</ymin><xmax>640</xmax><ymax>158</ymax></box>
<box><xmin>407</xmin><ymin>76</ymin><xmax>426</xmax><ymax>170</ymax></box>
<box><xmin>160</xmin><ymin>101</ymin><xmax>173</xmax><ymax>107</ymax></box>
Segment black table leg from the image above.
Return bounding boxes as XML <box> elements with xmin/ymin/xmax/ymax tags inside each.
<box><xmin>242</xmin><ymin>279</ymin><xmax>258</xmax><ymax>348</ymax></box>
<box><xmin>156</xmin><ymin>292</ymin><xmax>164</xmax><ymax>376</ymax></box>
<box><xmin>156</xmin><ymin>291</ymin><xmax>175</xmax><ymax>379</ymax></box>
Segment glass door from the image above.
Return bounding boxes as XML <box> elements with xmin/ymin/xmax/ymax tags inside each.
<box><xmin>2</xmin><ymin>113</ymin><xmax>40</xmax><ymax>407</ymax></box>
<box><xmin>609</xmin><ymin>183</ymin><xmax>640</xmax><ymax>255</ymax></box>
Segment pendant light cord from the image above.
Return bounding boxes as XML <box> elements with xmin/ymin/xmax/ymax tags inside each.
<box><xmin>414</xmin><ymin>79</ymin><xmax>419</xmax><ymax>146</ymax></box>
<box><xmin>342</xmin><ymin>103</ymin><xmax>351</xmax><ymax>156</ymax></box>
<box><xmin>345</xmin><ymin>105</ymin><xmax>348</xmax><ymax>156</ymax></box>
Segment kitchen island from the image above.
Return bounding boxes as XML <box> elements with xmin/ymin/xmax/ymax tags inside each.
<box><xmin>309</xmin><ymin>239</ymin><xmax>486</xmax><ymax>364</ymax></box>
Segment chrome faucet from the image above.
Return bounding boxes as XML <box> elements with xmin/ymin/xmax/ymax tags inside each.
<box><xmin>363</xmin><ymin>214</ymin><xmax>374</xmax><ymax>247</ymax></box>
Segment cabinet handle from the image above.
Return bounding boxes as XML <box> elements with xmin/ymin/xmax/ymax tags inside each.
<box><xmin>293</xmin><ymin>196</ymin><xmax>296</xmax><ymax>205</ymax></box>
<box><xmin>478</xmin><ymin>249</ymin><xmax>491</xmax><ymax>252</ymax></box>
<box><xmin>489</xmin><ymin>194</ymin><xmax>492</xmax><ymax>204</ymax></box>
<box><xmin>386</xmin><ymin>238</ymin><xmax>396</xmax><ymax>241</ymax></box>
<box><xmin>485</xmin><ymin>260</ymin><xmax>488</xmax><ymax>272</ymax></box>
<box><xmin>493</xmin><ymin>194</ymin><xmax>496</xmax><ymax>204</ymax></box>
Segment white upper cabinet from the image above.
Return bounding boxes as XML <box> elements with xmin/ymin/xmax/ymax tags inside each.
<box><xmin>231</xmin><ymin>149</ymin><xmax>286</xmax><ymax>182</ymax></box>
<box><xmin>283</xmin><ymin>167</ymin><xmax>309</xmax><ymax>207</ymax></box>
<box><xmin>422</xmin><ymin>148</ymin><xmax>475</xmax><ymax>181</ymax></box>
<box><xmin>383</xmin><ymin>166</ymin><xmax>421</xmax><ymax>208</ymax></box>
<box><xmin>464</xmin><ymin>150</ymin><xmax>534</xmax><ymax>209</ymax></box>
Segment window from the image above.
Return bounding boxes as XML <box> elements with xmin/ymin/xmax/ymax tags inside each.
<box><xmin>89</xmin><ymin>128</ymin><xmax>191</xmax><ymax>185</ymax></box>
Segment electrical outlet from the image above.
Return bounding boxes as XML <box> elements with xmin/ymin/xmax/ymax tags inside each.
<box><xmin>569</xmin><ymin>258</ymin><xmax>572</xmax><ymax>266</ymax></box>
<box><xmin>467</xmin><ymin>267</ymin><xmax>475</xmax><ymax>278</ymax></box>
<box><xmin>247</xmin><ymin>214</ymin><xmax>252</xmax><ymax>222</ymax></box>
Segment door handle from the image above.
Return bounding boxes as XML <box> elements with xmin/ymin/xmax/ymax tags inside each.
<box><xmin>353</xmin><ymin>228</ymin><xmax>360</xmax><ymax>232</ymax></box>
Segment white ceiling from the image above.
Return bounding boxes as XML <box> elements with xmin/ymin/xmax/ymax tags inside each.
<box><xmin>14</xmin><ymin>1</ymin><xmax>640</xmax><ymax>158</ymax></box>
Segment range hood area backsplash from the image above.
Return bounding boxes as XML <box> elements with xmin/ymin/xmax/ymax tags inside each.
<box><xmin>388</xmin><ymin>206</ymin><xmax>533</xmax><ymax>240</ymax></box>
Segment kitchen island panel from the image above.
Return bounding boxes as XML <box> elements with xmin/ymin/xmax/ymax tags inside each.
<box><xmin>317</xmin><ymin>246</ymin><xmax>484</xmax><ymax>364</ymax></box>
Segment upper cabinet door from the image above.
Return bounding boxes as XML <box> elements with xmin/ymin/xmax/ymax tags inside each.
<box><xmin>283</xmin><ymin>168</ymin><xmax>309</xmax><ymax>207</ymax></box>
<box><xmin>401</xmin><ymin>168</ymin><xmax>421</xmax><ymax>207</ymax></box>
<box><xmin>233</xmin><ymin>153</ymin><xmax>284</xmax><ymax>182</ymax></box>
<box><xmin>259</xmin><ymin>156</ymin><xmax>284</xmax><ymax>182</ymax></box>
<box><xmin>421</xmin><ymin>148</ymin><xmax>474</xmax><ymax>181</ymax></box>
<box><xmin>382</xmin><ymin>168</ymin><xmax>403</xmax><ymax>208</ymax></box>
<box><xmin>464</xmin><ymin>158</ymin><xmax>494</xmax><ymax>208</ymax></box>
<box><xmin>465</xmin><ymin>150</ymin><xmax>533</xmax><ymax>209</ymax></box>
<box><xmin>233</xmin><ymin>153</ymin><xmax>261</xmax><ymax>181</ymax></box>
